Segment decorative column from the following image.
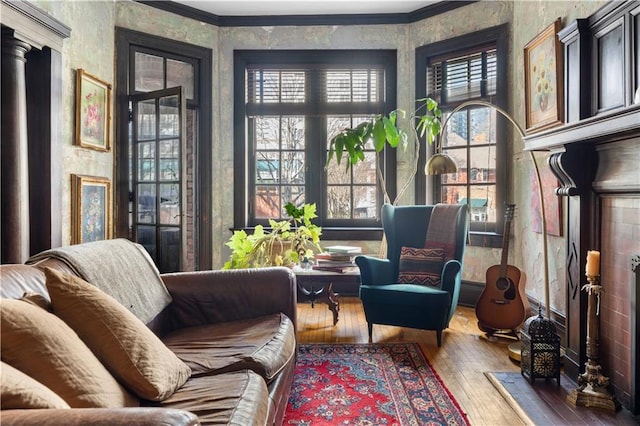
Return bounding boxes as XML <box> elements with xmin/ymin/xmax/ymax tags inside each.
<box><xmin>1</xmin><ymin>28</ymin><xmax>31</xmax><ymax>263</ymax></box>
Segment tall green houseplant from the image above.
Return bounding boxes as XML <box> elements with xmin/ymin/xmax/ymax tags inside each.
<box><xmin>327</xmin><ymin>97</ymin><xmax>442</xmax><ymax>205</ymax></box>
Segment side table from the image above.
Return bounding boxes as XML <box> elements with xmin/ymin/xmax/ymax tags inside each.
<box><xmin>293</xmin><ymin>267</ymin><xmax>360</xmax><ymax>326</ymax></box>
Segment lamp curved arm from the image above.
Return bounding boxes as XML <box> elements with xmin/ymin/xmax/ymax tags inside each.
<box><xmin>436</xmin><ymin>100</ymin><xmax>550</xmax><ymax>319</ymax></box>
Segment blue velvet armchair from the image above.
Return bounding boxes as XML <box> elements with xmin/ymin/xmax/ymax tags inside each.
<box><xmin>356</xmin><ymin>203</ymin><xmax>469</xmax><ymax>346</ymax></box>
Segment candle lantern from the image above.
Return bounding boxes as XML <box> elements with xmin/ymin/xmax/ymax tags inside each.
<box><xmin>521</xmin><ymin>307</ymin><xmax>561</xmax><ymax>385</ymax></box>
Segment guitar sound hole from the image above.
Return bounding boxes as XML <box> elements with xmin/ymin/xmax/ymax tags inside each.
<box><xmin>497</xmin><ymin>277</ymin><xmax>517</xmax><ymax>300</ymax></box>
<box><xmin>496</xmin><ymin>277</ymin><xmax>509</xmax><ymax>291</ymax></box>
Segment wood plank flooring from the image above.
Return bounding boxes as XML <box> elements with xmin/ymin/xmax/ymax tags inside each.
<box><xmin>296</xmin><ymin>296</ymin><xmax>525</xmax><ymax>425</ymax></box>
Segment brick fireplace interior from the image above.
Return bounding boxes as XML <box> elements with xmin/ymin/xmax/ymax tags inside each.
<box><xmin>599</xmin><ymin>184</ymin><xmax>639</xmax><ymax>409</ymax></box>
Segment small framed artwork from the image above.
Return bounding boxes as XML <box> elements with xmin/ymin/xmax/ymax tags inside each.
<box><xmin>524</xmin><ymin>18</ymin><xmax>564</xmax><ymax>133</ymax></box>
<box><xmin>75</xmin><ymin>69</ymin><xmax>112</xmax><ymax>151</ymax></box>
<box><xmin>71</xmin><ymin>174</ymin><xmax>112</xmax><ymax>244</ymax></box>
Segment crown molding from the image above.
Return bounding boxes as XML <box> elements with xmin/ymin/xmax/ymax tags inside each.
<box><xmin>1</xmin><ymin>0</ymin><xmax>70</xmax><ymax>50</ymax></box>
<box><xmin>136</xmin><ymin>1</ymin><xmax>477</xmax><ymax>27</ymax></box>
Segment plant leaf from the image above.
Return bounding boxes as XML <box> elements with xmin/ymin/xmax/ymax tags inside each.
<box><xmin>383</xmin><ymin>116</ymin><xmax>400</xmax><ymax>148</ymax></box>
<box><xmin>372</xmin><ymin>119</ymin><xmax>386</xmax><ymax>152</ymax></box>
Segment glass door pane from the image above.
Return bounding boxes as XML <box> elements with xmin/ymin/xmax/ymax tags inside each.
<box><xmin>130</xmin><ymin>87</ymin><xmax>184</xmax><ymax>272</ymax></box>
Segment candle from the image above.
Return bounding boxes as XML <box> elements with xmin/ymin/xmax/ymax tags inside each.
<box><xmin>586</xmin><ymin>250</ymin><xmax>600</xmax><ymax>276</ymax></box>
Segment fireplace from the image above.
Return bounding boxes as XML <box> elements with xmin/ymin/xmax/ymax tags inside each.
<box><xmin>524</xmin><ymin>1</ymin><xmax>640</xmax><ymax>413</ymax></box>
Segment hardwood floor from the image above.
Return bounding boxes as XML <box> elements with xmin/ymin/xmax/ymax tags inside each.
<box><xmin>296</xmin><ymin>296</ymin><xmax>525</xmax><ymax>425</ymax></box>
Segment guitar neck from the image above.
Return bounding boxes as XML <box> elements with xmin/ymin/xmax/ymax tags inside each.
<box><xmin>499</xmin><ymin>221</ymin><xmax>511</xmax><ymax>277</ymax></box>
<box><xmin>499</xmin><ymin>205</ymin><xmax>515</xmax><ymax>277</ymax></box>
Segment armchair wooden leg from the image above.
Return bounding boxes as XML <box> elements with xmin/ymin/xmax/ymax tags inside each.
<box><xmin>436</xmin><ymin>329</ymin><xmax>442</xmax><ymax>347</ymax></box>
<box><xmin>367</xmin><ymin>322</ymin><xmax>373</xmax><ymax>342</ymax></box>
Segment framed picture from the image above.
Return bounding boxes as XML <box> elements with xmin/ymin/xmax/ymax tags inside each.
<box><xmin>524</xmin><ymin>18</ymin><xmax>564</xmax><ymax>133</ymax></box>
<box><xmin>75</xmin><ymin>69</ymin><xmax>111</xmax><ymax>151</ymax></box>
<box><xmin>71</xmin><ymin>174</ymin><xmax>112</xmax><ymax>244</ymax></box>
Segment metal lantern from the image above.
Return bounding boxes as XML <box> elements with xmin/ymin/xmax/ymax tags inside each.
<box><xmin>521</xmin><ymin>309</ymin><xmax>561</xmax><ymax>385</ymax></box>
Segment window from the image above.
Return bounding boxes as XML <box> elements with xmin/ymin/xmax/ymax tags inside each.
<box><xmin>416</xmin><ymin>25</ymin><xmax>508</xmax><ymax>246</ymax></box>
<box><xmin>234</xmin><ymin>50</ymin><xmax>397</xmax><ymax>239</ymax></box>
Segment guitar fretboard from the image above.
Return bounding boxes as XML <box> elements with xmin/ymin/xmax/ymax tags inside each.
<box><xmin>499</xmin><ymin>205</ymin><xmax>516</xmax><ymax>278</ymax></box>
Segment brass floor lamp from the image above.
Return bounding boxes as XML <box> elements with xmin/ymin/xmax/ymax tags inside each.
<box><xmin>426</xmin><ymin>100</ymin><xmax>563</xmax><ymax>380</ymax></box>
<box><xmin>429</xmin><ymin>101</ymin><xmax>621</xmax><ymax>407</ymax></box>
<box><xmin>426</xmin><ymin>100</ymin><xmax>551</xmax><ymax>318</ymax></box>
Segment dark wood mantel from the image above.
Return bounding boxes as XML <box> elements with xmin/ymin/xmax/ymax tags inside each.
<box><xmin>524</xmin><ymin>105</ymin><xmax>640</xmax><ymax>152</ymax></box>
<box><xmin>523</xmin><ymin>0</ymin><xmax>640</xmax><ymax>414</ymax></box>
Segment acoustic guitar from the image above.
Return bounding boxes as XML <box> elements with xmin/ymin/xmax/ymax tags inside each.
<box><xmin>476</xmin><ymin>204</ymin><xmax>526</xmax><ymax>332</ymax></box>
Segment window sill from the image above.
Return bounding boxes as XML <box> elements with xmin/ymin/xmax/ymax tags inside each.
<box><xmin>231</xmin><ymin>227</ymin><xmax>384</xmax><ymax>241</ymax></box>
<box><xmin>468</xmin><ymin>231</ymin><xmax>503</xmax><ymax>248</ymax></box>
<box><xmin>230</xmin><ymin>228</ymin><xmax>502</xmax><ymax>246</ymax></box>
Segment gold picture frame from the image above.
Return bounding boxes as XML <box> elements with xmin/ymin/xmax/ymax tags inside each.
<box><xmin>524</xmin><ymin>18</ymin><xmax>564</xmax><ymax>133</ymax></box>
<box><xmin>75</xmin><ymin>69</ymin><xmax>112</xmax><ymax>151</ymax></box>
<box><xmin>71</xmin><ymin>174</ymin><xmax>112</xmax><ymax>244</ymax></box>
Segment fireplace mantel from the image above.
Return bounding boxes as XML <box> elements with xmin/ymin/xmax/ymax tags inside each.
<box><xmin>523</xmin><ymin>105</ymin><xmax>639</xmax><ymax>198</ymax></box>
<box><xmin>524</xmin><ymin>104</ymin><xmax>640</xmax><ymax>152</ymax></box>
<box><xmin>521</xmin><ymin>1</ymin><xmax>640</xmax><ymax>414</ymax></box>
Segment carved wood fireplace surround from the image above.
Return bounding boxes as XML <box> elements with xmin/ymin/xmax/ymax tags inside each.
<box><xmin>524</xmin><ymin>1</ymin><xmax>639</xmax><ymax>414</ymax></box>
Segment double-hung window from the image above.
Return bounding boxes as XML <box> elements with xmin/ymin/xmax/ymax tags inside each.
<box><xmin>234</xmin><ymin>50</ymin><xmax>397</xmax><ymax>239</ymax></box>
<box><xmin>416</xmin><ymin>25</ymin><xmax>508</xmax><ymax>246</ymax></box>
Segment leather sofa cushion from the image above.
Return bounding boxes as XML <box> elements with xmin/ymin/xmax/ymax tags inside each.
<box><xmin>144</xmin><ymin>370</ymin><xmax>270</xmax><ymax>426</ymax></box>
<box><xmin>44</xmin><ymin>268</ymin><xmax>191</xmax><ymax>401</ymax></box>
<box><xmin>1</xmin><ymin>361</ymin><xmax>70</xmax><ymax>409</ymax></box>
<box><xmin>0</xmin><ymin>264</ymin><xmax>48</xmax><ymax>300</ymax></box>
<box><xmin>0</xmin><ymin>299</ymin><xmax>137</xmax><ymax>408</ymax></box>
<box><xmin>163</xmin><ymin>313</ymin><xmax>295</xmax><ymax>383</ymax></box>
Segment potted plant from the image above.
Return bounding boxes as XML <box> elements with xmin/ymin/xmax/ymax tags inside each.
<box><xmin>327</xmin><ymin>97</ymin><xmax>442</xmax><ymax>205</ymax></box>
<box><xmin>223</xmin><ymin>202</ymin><xmax>322</xmax><ymax>269</ymax></box>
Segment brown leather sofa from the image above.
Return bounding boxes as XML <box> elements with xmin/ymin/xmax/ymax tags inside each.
<box><xmin>0</xmin><ymin>239</ymin><xmax>298</xmax><ymax>425</ymax></box>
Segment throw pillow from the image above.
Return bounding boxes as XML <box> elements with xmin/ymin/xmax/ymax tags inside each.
<box><xmin>397</xmin><ymin>246</ymin><xmax>445</xmax><ymax>287</ymax></box>
<box><xmin>44</xmin><ymin>267</ymin><xmax>191</xmax><ymax>401</ymax></box>
<box><xmin>1</xmin><ymin>361</ymin><xmax>70</xmax><ymax>409</ymax></box>
<box><xmin>0</xmin><ymin>298</ymin><xmax>137</xmax><ymax>408</ymax></box>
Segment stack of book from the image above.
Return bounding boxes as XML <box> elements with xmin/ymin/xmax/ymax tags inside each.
<box><xmin>312</xmin><ymin>245</ymin><xmax>362</xmax><ymax>273</ymax></box>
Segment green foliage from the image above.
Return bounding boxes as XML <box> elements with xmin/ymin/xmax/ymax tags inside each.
<box><xmin>223</xmin><ymin>202</ymin><xmax>322</xmax><ymax>269</ymax></box>
<box><xmin>326</xmin><ymin>97</ymin><xmax>442</xmax><ymax>171</ymax></box>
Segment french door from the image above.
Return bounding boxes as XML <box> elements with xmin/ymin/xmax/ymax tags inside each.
<box><xmin>130</xmin><ymin>87</ymin><xmax>186</xmax><ymax>272</ymax></box>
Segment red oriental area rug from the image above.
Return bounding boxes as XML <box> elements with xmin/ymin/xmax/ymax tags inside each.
<box><xmin>284</xmin><ymin>343</ymin><xmax>469</xmax><ymax>425</ymax></box>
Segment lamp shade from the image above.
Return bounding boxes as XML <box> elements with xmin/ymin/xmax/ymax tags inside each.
<box><xmin>425</xmin><ymin>153</ymin><xmax>457</xmax><ymax>175</ymax></box>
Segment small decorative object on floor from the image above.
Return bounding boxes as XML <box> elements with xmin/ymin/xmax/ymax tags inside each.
<box><xmin>567</xmin><ymin>250</ymin><xmax>620</xmax><ymax>411</ymax></box>
<box><xmin>520</xmin><ymin>306</ymin><xmax>561</xmax><ymax>385</ymax></box>
<box><xmin>284</xmin><ymin>343</ymin><xmax>469</xmax><ymax>425</ymax></box>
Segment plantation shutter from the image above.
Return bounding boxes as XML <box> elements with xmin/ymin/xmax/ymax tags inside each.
<box><xmin>246</xmin><ymin>66</ymin><xmax>386</xmax><ymax>116</ymax></box>
<box><xmin>427</xmin><ymin>48</ymin><xmax>497</xmax><ymax>105</ymax></box>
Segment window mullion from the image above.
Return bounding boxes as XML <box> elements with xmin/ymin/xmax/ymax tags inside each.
<box><xmin>481</xmin><ymin>51</ymin><xmax>487</xmax><ymax>98</ymax></box>
<box><xmin>306</xmin><ymin>68</ymin><xmax>322</xmax><ymax>217</ymax></box>
<box><xmin>441</xmin><ymin>60</ymin><xmax>448</xmax><ymax>105</ymax></box>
